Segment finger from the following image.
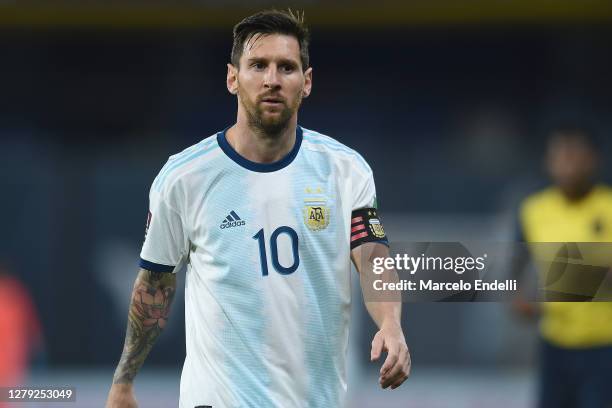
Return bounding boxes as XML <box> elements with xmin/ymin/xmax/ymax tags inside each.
<box><xmin>381</xmin><ymin>348</ymin><xmax>407</xmax><ymax>389</ymax></box>
<box><xmin>380</xmin><ymin>341</ymin><xmax>399</xmax><ymax>376</ymax></box>
<box><xmin>390</xmin><ymin>374</ymin><xmax>409</xmax><ymax>390</ymax></box>
<box><xmin>406</xmin><ymin>351</ymin><xmax>412</xmax><ymax>377</ymax></box>
<box><xmin>382</xmin><ymin>369</ymin><xmax>404</xmax><ymax>389</ymax></box>
<box><xmin>382</xmin><ymin>346</ymin><xmax>407</xmax><ymax>384</ymax></box>
<box><xmin>370</xmin><ymin>332</ymin><xmax>384</xmax><ymax>361</ymax></box>
<box><xmin>388</xmin><ymin>355</ymin><xmax>411</xmax><ymax>390</ymax></box>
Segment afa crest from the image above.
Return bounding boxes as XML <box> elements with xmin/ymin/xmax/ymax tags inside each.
<box><xmin>304</xmin><ymin>204</ymin><xmax>330</xmax><ymax>231</ymax></box>
<box><xmin>368</xmin><ymin>211</ymin><xmax>386</xmax><ymax>238</ymax></box>
<box><xmin>303</xmin><ymin>187</ymin><xmax>330</xmax><ymax>231</ymax></box>
<box><xmin>369</xmin><ymin>218</ymin><xmax>386</xmax><ymax>238</ymax></box>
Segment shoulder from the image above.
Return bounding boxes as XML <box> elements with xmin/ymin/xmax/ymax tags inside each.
<box><xmin>152</xmin><ymin>132</ymin><xmax>222</xmax><ymax>195</ymax></box>
<box><xmin>520</xmin><ymin>186</ymin><xmax>560</xmax><ymax>216</ymax></box>
<box><xmin>593</xmin><ymin>184</ymin><xmax>612</xmax><ymax>201</ymax></box>
<box><xmin>300</xmin><ymin>127</ymin><xmax>372</xmax><ymax>175</ymax></box>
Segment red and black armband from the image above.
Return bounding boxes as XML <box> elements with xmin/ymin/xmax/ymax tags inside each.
<box><xmin>350</xmin><ymin>208</ymin><xmax>389</xmax><ymax>249</ymax></box>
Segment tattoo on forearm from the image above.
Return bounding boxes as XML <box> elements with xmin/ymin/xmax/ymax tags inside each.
<box><xmin>113</xmin><ymin>269</ymin><xmax>176</xmax><ymax>384</ymax></box>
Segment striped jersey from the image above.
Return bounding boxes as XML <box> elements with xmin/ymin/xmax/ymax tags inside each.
<box><xmin>139</xmin><ymin>126</ymin><xmax>381</xmax><ymax>408</ymax></box>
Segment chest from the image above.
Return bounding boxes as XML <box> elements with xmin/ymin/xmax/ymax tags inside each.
<box><xmin>185</xmin><ymin>166</ymin><xmax>352</xmax><ymax>250</ymax></box>
<box><xmin>525</xmin><ymin>203</ymin><xmax>612</xmax><ymax>242</ymax></box>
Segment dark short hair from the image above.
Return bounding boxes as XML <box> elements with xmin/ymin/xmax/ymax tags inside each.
<box><xmin>231</xmin><ymin>9</ymin><xmax>310</xmax><ymax>71</ymax></box>
<box><xmin>549</xmin><ymin>124</ymin><xmax>600</xmax><ymax>150</ymax></box>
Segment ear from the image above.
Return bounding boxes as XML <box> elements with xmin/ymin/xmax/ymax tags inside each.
<box><xmin>227</xmin><ymin>63</ymin><xmax>239</xmax><ymax>95</ymax></box>
<box><xmin>302</xmin><ymin>67</ymin><xmax>313</xmax><ymax>98</ymax></box>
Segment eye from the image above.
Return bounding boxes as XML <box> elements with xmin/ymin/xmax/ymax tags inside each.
<box><xmin>251</xmin><ymin>62</ymin><xmax>266</xmax><ymax>70</ymax></box>
<box><xmin>280</xmin><ymin>64</ymin><xmax>296</xmax><ymax>73</ymax></box>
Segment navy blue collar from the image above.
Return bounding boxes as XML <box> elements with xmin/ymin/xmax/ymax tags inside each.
<box><xmin>217</xmin><ymin>126</ymin><xmax>303</xmax><ymax>173</ymax></box>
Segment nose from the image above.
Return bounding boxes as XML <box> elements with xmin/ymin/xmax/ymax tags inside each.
<box><xmin>263</xmin><ymin>64</ymin><xmax>281</xmax><ymax>89</ymax></box>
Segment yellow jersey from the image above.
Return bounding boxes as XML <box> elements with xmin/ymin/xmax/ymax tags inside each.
<box><xmin>519</xmin><ymin>184</ymin><xmax>612</xmax><ymax>348</ymax></box>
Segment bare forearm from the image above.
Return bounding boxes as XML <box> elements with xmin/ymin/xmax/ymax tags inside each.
<box><xmin>112</xmin><ymin>268</ymin><xmax>176</xmax><ymax>384</ymax></box>
<box><xmin>352</xmin><ymin>242</ymin><xmax>403</xmax><ymax>329</ymax></box>
<box><xmin>365</xmin><ymin>299</ymin><xmax>402</xmax><ymax>329</ymax></box>
<box><xmin>361</xmin><ymin>261</ymin><xmax>410</xmax><ymax>390</ymax></box>
<box><xmin>350</xmin><ymin>229</ymin><xmax>411</xmax><ymax>388</ymax></box>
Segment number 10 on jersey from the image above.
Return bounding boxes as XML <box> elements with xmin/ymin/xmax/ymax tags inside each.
<box><xmin>253</xmin><ymin>226</ymin><xmax>300</xmax><ymax>276</ymax></box>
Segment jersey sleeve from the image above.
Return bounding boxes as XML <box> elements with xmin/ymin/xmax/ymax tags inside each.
<box><xmin>350</xmin><ymin>157</ymin><xmax>389</xmax><ymax>247</ymax></box>
<box><xmin>139</xmin><ymin>182</ymin><xmax>189</xmax><ymax>273</ymax></box>
<box><xmin>351</xmin><ymin>161</ymin><xmax>377</xmax><ymax>210</ymax></box>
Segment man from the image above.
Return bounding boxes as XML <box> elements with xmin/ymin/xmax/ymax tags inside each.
<box><xmin>106</xmin><ymin>10</ymin><xmax>410</xmax><ymax>408</ymax></box>
<box><xmin>0</xmin><ymin>267</ymin><xmax>42</xmax><ymax>391</ymax></box>
<box><xmin>515</xmin><ymin>126</ymin><xmax>612</xmax><ymax>408</ymax></box>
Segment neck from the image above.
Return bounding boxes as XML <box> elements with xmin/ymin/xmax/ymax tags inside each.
<box><xmin>561</xmin><ymin>183</ymin><xmax>595</xmax><ymax>202</ymax></box>
<box><xmin>227</xmin><ymin>115</ymin><xmax>298</xmax><ymax>164</ymax></box>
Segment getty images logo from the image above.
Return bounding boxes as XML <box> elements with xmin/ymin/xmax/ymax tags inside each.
<box><xmin>220</xmin><ymin>211</ymin><xmax>246</xmax><ymax>229</ymax></box>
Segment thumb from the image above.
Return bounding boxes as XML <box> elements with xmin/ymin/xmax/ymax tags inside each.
<box><xmin>370</xmin><ymin>331</ymin><xmax>385</xmax><ymax>361</ymax></box>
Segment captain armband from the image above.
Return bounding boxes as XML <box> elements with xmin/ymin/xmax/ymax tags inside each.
<box><xmin>350</xmin><ymin>208</ymin><xmax>389</xmax><ymax>249</ymax></box>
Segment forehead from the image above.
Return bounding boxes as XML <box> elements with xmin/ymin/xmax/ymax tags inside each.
<box><xmin>241</xmin><ymin>33</ymin><xmax>301</xmax><ymax>63</ymax></box>
<box><xmin>549</xmin><ymin>134</ymin><xmax>593</xmax><ymax>153</ymax></box>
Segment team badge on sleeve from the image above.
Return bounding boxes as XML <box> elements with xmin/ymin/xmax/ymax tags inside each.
<box><xmin>369</xmin><ymin>218</ymin><xmax>386</xmax><ymax>238</ymax></box>
<box><xmin>350</xmin><ymin>208</ymin><xmax>388</xmax><ymax>249</ymax></box>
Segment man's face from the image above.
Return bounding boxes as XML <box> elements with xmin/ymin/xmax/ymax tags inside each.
<box><xmin>546</xmin><ymin>133</ymin><xmax>597</xmax><ymax>195</ymax></box>
<box><xmin>227</xmin><ymin>33</ymin><xmax>312</xmax><ymax>135</ymax></box>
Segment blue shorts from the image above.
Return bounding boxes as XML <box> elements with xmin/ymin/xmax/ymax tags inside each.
<box><xmin>539</xmin><ymin>339</ymin><xmax>612</xmax><ymax>408</ymax></box>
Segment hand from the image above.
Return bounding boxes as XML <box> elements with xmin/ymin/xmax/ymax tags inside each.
<box><xmin>106</xmin><ymin>384</ymin><xmax>138</xmax><ymax>408</ymax></box>
<box><xmin>370</xmin><ymin>322</ymin><xmax>411</xmax><ymax>389</ymax></box>
<box><xmin>511</xmin><ymin>299</ymin><xmax>539</xmax><ymax>321</ymax></box>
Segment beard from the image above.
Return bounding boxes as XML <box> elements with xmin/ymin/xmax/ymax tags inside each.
<box><xmin>238</xmin><ymin>88</ymin><xmax>303</xmax><ymax>137</ymax></box>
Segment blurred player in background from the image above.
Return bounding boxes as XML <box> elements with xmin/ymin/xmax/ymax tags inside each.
<box><xmin>0</xmin><ymin>266</ymin><xmax>42</xmax><ymax>390</ymax></box>
<box><xmin>515</xmin><ymin>126</ymin><xmax>612</xmax><ymax>408</ymax></box>
<box><xmin>106</xmin><ymin>9</ymin><xmax>410</xmax><ymax>408</ymax></box>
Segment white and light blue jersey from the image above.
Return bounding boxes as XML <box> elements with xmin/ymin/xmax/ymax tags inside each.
<box><xmin>140</xmin><ymin>126</ymin><xmax>379</xmax><ymax>408</ymax></box>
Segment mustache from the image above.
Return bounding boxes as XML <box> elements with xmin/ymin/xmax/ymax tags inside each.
<box><xmin>258</xmin><ymin>93</ymin><xmax>286</xmax><ymax>103</ymax></box>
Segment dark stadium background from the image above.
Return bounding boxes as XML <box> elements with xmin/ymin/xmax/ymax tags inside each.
<box><xmin>1</xmin><ymin>1</ymin><xmax>611</xmax><ymax>406</ymax></box>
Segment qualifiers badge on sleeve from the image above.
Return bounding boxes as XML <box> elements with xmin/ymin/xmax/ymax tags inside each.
<box><xmin>144</xmin><ymin>211</ymin><xmax>152</xmax><ymax>239</ymax></box>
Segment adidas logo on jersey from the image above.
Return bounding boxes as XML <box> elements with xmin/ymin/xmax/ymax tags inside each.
<box><xmin>220</xmin><ymin>211</ymin><xmax>246</xmax><ymax>229</ymax></box>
